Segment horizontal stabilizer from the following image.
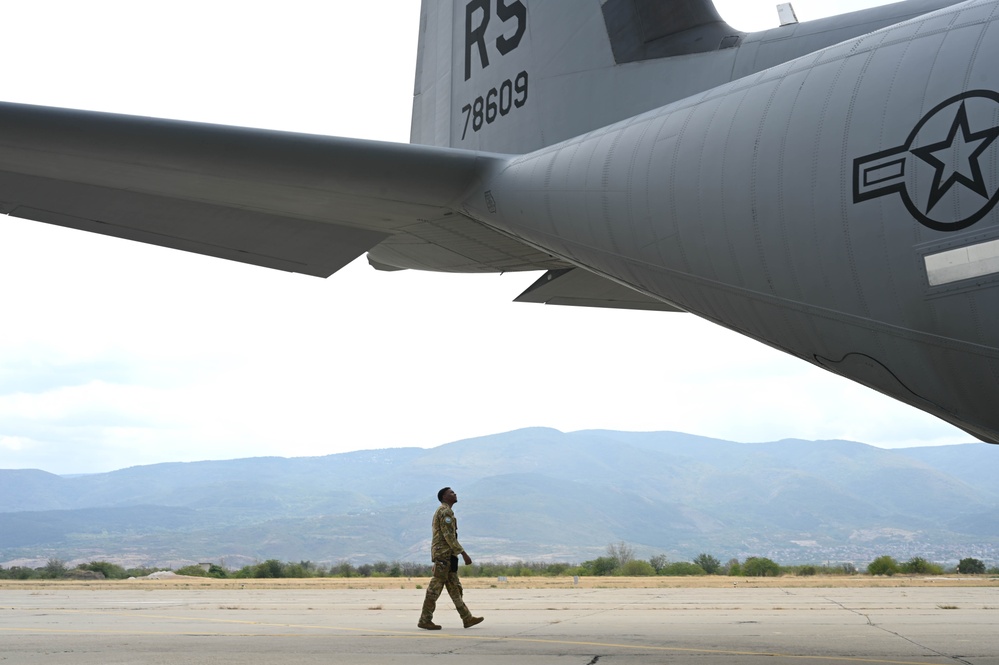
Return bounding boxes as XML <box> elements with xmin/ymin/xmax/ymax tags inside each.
<box><xmin>0</xmin><ymin>102</ymin><xmax>510</xmax><ymax>277</ymax></box>
<box><xmin>0</xmin><ymin>172</ymin><xmax>387</xmax><ymax>277</ymax></box>
<box><xmin>515</xmin><ymin>268</ymin><xmax>685</xmax><ymax>312</ymax></box>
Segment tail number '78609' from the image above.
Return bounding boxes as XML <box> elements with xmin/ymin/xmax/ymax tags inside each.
<box><xmin>460</xmin><ymin>70</ymin><xmax>528</xmax><ymax>140</ymax></box>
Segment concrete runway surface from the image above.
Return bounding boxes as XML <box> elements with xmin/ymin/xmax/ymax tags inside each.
<box><xmin>2</xmin><ymin>585</ymin><xmax>997</xmax><ymax>664</ymax></box>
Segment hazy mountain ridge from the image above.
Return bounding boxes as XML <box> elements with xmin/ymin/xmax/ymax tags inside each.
<box><xmin>1</xmin><ymin>428</ymin><xmax>997</xmax><ymax>567</ymax></box>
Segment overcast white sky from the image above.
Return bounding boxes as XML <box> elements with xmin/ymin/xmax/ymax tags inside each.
<box><xmin>0</xmin><ymin>0</ymin><xmax>972</xmax><ymax>475</ymax></box>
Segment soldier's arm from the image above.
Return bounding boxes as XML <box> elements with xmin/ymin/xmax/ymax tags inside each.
<box><xmin>441</xmin><ymin>513</ymin><xmax>464</xmax><ymax>556</ymax></box>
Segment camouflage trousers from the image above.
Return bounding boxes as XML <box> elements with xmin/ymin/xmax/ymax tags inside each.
<box><xmin>419</xmin><ymin>560</ymin><xmax>472</xmax><ymax>623</ymax></box>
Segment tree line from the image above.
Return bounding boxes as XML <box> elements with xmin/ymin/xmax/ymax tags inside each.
<box><xmin>1</xmin><ymin>547</ymin><xmax>994</xmax><ymax>581</ymax></box>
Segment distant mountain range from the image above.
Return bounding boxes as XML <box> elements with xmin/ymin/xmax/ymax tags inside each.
<box><xmin>2</xmin><ymin>428</ymin><xmax>998</xmax><ymax>569</ymax></box>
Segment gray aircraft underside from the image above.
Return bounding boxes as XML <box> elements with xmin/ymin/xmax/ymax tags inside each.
<box><xmin>1</xmin><ymin>0</ymin><xmax>997</xmax><ymax>446</ymax></box>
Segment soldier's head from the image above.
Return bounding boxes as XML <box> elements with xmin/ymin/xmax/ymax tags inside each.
<box><xmin>437</xmin><ymin>487</ymin><xmax>457</xmax><ymax>505</ymax></box>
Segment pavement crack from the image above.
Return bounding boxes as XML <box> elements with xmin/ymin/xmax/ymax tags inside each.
<box><xmin>584</xmin><ymin>657</ymin><xmax>602</xmax><ymax>665</ymax></box>
<box><xmin>822</xmin><ymin>596</ymin><xmax>874</xmax><ymax>625</ymax></box>
<box><xmin>871</xmin><ymin>626</ymin><xmax>973</xmax><ymax>665</ymax></box>
<box><xmin>822</xmin><ymin>596</ymin><xmax>973</xmax><ymax>665</ymax></box>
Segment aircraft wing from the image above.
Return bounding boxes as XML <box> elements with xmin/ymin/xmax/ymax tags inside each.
<box><xmin>0</xmin><ymin>102</ymin><xmax>561</xmax><ymax>277</ymax></box>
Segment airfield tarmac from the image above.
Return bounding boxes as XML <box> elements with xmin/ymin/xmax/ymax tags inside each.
<box><xmin>2</xmin><ymin>578</ymin><xmax>998</xmax><ymax>664</ymax></box>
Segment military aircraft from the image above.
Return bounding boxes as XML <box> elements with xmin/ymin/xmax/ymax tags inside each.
<box><xmin>1</xmin><ymin>0</ymin><xmax>997</xmax><ymax>446</ymax></box>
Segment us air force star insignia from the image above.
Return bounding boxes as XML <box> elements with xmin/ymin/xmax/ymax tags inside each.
<box><xmin>444</xmin><ymin>517</ymin><xmax>452</xmax><ymax>523</ymax></box>
<box><xmin>853</xmin><ymin>90</ymin><xmax>999</xmax><ymax>232</ymax></box>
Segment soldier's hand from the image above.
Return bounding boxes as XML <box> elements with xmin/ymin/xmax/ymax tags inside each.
<box><xmin>462</xmin><ymin>552</ymin><xmax>472</xmax><ymax>566</ymax></box>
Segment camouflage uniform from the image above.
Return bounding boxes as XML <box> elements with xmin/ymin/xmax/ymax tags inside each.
<box><xmin>419</xmin><ymin>502</ymin><xmax>473</xmax><ymax>625</ymax></box>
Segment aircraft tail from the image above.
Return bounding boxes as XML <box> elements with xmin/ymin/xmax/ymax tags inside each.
<box><xmin>410</xmin><ymin>0</ymin><xmax>741</xmax><ymax>154</ymax></box>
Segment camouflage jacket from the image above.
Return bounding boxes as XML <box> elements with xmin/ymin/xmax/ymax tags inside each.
<box><xmin>430</xmin><ymin>502</ymin><xmax>464</xmax><ymax>562</ymax></box>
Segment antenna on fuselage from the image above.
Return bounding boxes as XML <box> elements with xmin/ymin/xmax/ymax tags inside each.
<box><xmin>777</xmin><ymin>3</ymin><xmax>799</xmax><ymax>26</ymax></box>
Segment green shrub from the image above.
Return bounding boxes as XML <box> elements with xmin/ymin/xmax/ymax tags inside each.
<box><xmin>0</xmin><ymin>566</ymin><xmax>38</xmax><ymax>580</ymax></box>
<box><xmin>693</xmin><ymin>553</ymin><xmax>721</xmax><ymax>575</ymax></box>
<box><xmin>78</xmin><ymin>561</ymin><xmax>128</xmax><ymax>580</ymax></box>
<box><xmin>661</xmin><ymin>562</ymin><xmax>706</xmax><ymax>576</ymax></box>
<box><xmin>649</xmin><ymin>554</ymin><xmax>669</xmax><ymax>574</ymax></box>
<box><xmin>43</xmin><ymin>559</ymin><xmax>68</xmax><ymax>579</ymax></box>
<box><xmin>578</xmin><ymin>556</ymin><xmax>618</xmax><ymax>576</ymax></box>
<box><xmin>170</xmin><ymin>564</ymin><xmax>228</xmax><ymax>578</ymax></box>
<box><xmin>252</xmin><ymin>559</ymin><xmax>286</xmax><ymax>578</ymax></box>
<box><xmin>545</xmin><ymin>563</ymin><xmax>571</xmax><ymax>576</ymax></box>
<box><xmin>620</xmin><ymin>560</ymin><xmax>656</xmax><ymax>576</ymax></box>
<box><xmin>742</xmin><ymin>557</ymin><xmax>781</xmax><ymax>577</ymax></box>
<box><xmin>867</xmin><ymin>555</ymin><xmax>899</xmax><ymax>576</ymax></box>
<box><xmin>175</xmin><ymin>565</ymin><xmax>210</xmax><ymax>577</ymax></box>
<box><xmin>332</xmin><ymin>561</ymin><xmax>356</xmax><ymax>578</ymax></box>
<box><xmin>957</xmin><ymin>558</ymin><xmax>986</xmax><ymax>574</ymax></box>
<box><xmin>900</xmin><ymin>557</ymin><xmax>943</xmax><ymax>575</ymax></box>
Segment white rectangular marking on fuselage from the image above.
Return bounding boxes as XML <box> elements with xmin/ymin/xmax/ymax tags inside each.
<box><xmin>925</xmin><ymin>238</ymin><xmax>999</xmax><ymax>286</ymax></box>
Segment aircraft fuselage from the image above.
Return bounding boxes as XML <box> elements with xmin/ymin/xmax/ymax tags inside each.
<box><xmin>465</xmin><ymin>1</ymin><xmax>999</xmax><ymax>442</ymax></box>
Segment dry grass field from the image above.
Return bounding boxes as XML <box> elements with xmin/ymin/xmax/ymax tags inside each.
<box><xmin>2</xmin><ymin>574</ymin><xmax>997</xmax><ymax>591</ymax></box>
